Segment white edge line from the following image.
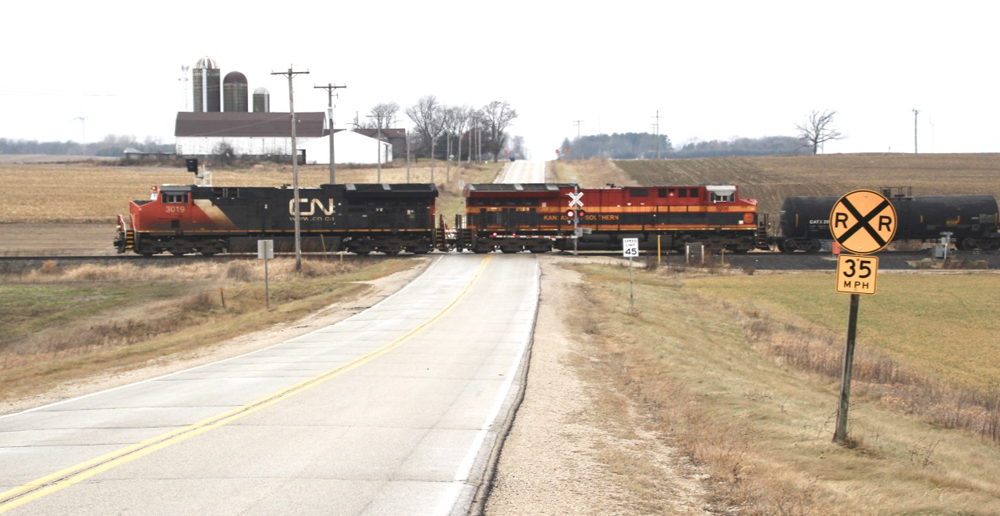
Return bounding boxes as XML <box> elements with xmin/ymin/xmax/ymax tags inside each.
<box><xmin>0</xmin><ymin>255</ymin><xmax>447</xmax><ymax>420</ymax></box>
<box><xmin>432</xmin><ymin>257</ymin><xmax>540</xmax><ymax>516</ymax></box>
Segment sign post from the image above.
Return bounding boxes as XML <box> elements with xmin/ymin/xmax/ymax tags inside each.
<box><xmin>829</xmin><ymin>190</ymin><xmax>896</xmax><ymax>443</ymax></box>
<box><xmin>623</xmin><ymin>238</ymin><xmax>639</xmax><ymax>315</ymax></box>
<box><xmin>258</xmin><ymin>240</ymin><xmax>274</xmax><ymax>310</ymax></box>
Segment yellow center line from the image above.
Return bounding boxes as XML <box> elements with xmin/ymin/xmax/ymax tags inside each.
<box><xmin>0</xmin><ymin>255</ymin><xmax>492</xmax><ymax>513</ymax></box>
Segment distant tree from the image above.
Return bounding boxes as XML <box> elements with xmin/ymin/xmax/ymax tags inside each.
<box><xmin>364</xmin><ymin>102</ymin><xmax>399</xmax><ymax>130</ymax></box>
<box><xmin>797</xmin><ymin>109</ymin><xmax>844</xmax><ymax>154</ymax></box>
<box><xmin>212</xmin><ymin>141</ymin><xmax>236</xmax><ymax>166</ymax></box>
<box><xmin>480</xmin><ymin>101</ymin><xmax>517</xmax><ymax>162</ymax></box>
<box><xmin>405</xmin><ymin>96</ymin><xmax>441</xmax><ymax>158</ymax></box>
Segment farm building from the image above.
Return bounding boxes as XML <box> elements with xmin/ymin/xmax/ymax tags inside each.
<box><xmin>174</xmin><ymin>112</ymin><xmax>393</xmax><ymax>165</ymax></box>
<box><xmin>300</xmin><ymin>130</ymin><xmax>392</xmax><ymax>165</ymax></box>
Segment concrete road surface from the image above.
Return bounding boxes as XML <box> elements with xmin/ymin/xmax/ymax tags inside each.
<box><xmin>0</xmin><ymin>254</ymin><xmax>539</xmax><ymax>516</ymax></box>
<box><xmin>498</xmin><ymin>160</ymin><xmax>545</xmax><ymax>184</ymax></box>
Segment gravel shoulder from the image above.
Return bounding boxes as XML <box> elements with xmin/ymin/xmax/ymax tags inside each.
<box><xmin>484</xmin><ymin>256</ymin><xmax>713</xmax><ymax>515</ymax></box>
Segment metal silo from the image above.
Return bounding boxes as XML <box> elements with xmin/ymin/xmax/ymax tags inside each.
<box><xmin>253</xmin><ymin>87</ymin><xmax>270</xmax><ymax>113</ymax></box>
<box><xmin>224</xmin><ymin>72</ymin><xmax>249</xmax><ymax>112</ymax></box>
<box><xmin>192</xmin><ymin>56</ymin><xmax>221</xmax><ymax>112</ymax></box>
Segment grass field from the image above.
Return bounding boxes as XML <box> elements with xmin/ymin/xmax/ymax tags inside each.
<box><xmin>0</xmin><ymin>257</ymin><xmax>418</xmax><ymax>401</ymax></box>
<box><xmin>570</xmin><ymin>263</ymin><xmax>1000</xmax><ymax>514</ymax></box>
<box><xmin>612</xmin><ymin>153</ymin><xmax>1000</xmax><ymax>219</ymax></box>
<box><xmin>0</xmin><ymin>160</ymin><xmax>504</xmax><ymax>223</ymax></box>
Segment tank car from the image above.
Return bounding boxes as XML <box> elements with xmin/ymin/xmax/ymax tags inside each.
<box><xmin>114</xmin><ymin>183</ymin><xmax>438</xmax><ymax>256</ymax></box>
<box><xmin>460</xmin><ymin>183</ymin><xmax>769</xmax><ymax>253</ymax></box>
<box><xmin>777</xmin><ymin>191</ymin><xmax>1000</xmax><ymax>252</ymax></box>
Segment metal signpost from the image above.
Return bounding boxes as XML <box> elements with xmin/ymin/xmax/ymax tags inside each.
<box><xmin>623</xmin><ymin>238</ymin><xmax>639</xmax><ymax>315</ymax></box>
<box><xmin>258</xmin><ymin>240</ymin><xmax>274</xmax><ymax>310</ymax></box>
<box><xmin>569</xmin><ymin>183</ymin><xmax>583</xmax><ymax>256</ymax></box>
<box><xmin>829</xmin><ymin>189</ymin><xmax>896</xmax><ymax>443</ymax></box>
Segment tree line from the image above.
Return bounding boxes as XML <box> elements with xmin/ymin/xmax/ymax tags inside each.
<box><xmin>358</xmin><ymin>96</ymin><xmax>520</xmax><ymax>162</ymax></box>
<box><xmin>0</xmin><ymin>135</ymin><xmax>173</xmax><ymax>156</ymax></box>
<box><xmin>559</xmin><ymin>133</ymin><xmax>811</xmax><ymax>159</ymax></box>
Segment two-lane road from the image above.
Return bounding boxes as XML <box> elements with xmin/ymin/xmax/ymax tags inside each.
<box><xmin>0</xmin><ymin>254</ymin><xmax>539</xmax><ymax>515</ymax></box>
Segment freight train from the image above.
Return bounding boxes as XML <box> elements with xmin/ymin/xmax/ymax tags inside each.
<box><xmin>776</xmin><ymin>188</ymin><xmax>1000</xmax><ymax>252</ymax></box>
<box><xmin>115</xmin><ymin>182</ymin><xmax>769</xmax><ymax>255</ymax></box>
<box><xmin>114</xmin><ymin>182</ymin><xmax>999</xmax><ymax>256</ymax></box>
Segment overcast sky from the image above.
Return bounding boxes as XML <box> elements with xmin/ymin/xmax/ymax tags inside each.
<box><xmin>2</xmin><ymin>0</ymin><xmax>996</xmax><ymax>158</ymax></box>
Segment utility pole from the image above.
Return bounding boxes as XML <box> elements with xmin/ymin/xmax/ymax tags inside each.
<box><xmin>572</xmin><ymin>120</ymin><xmax>584</xmax><ymax>159</ymax></box>
<box><xmin>366</xmin><ymin>114</ymin><xmax>384</xmax><ymax>182</ymax></box>
<box><xmin>314</xmin><ymin>82</ymin><xmax>346</xmax><ymax>184</ymax></box>
<box><xmin>912</xmin><ymin>108</ymin><xmax>920</xmax><ymax>154</ymax></box>
<box><xmin>652</xmin><ymin>110</ymin><xmax>663</xmax><ymax>159</ymax></box>
<box><xmin>272</xmin><ymin>66</ymin><xmax>309</xmax><ymax>272</ymax></box>
<box><xmin>72</xmin><ymin>116</ymin><xmax>88</xmax><ymax>144</ymax></box>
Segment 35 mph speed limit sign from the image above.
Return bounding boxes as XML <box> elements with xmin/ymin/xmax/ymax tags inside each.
<box><xmin>623</xmin><ymin>238</ymin><xmax>639</xmax><ymax>258</ymax></box>
<box><xmin>836</xmin><ymin>255</ymin><xmax>878</xmax><ymax>295</ymax></box>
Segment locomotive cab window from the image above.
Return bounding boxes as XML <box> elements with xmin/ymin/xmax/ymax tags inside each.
<box><xmin>689</xmin><ymin>188</ymin><xmax>699</xmax><ymax>198</ymax></box>
<box><xmin>163</xmin><ymin>193</ymin><xmax>188</xmax><ymax>204</ymax></box>
<box><xmin>658</xmin><ymin>188</ymin><xmax>667</xmax><ymax>198</ymax></box>
<box><xmin>630</xmin><ymin>189</ymin><xmax>649</xmax><ymax>197</ymax></box>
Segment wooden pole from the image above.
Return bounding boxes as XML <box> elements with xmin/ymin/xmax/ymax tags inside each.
<box><xmin>834</xmin><ymin>293</ymin><xmax>860</xmax><ymax>443</ymax></box>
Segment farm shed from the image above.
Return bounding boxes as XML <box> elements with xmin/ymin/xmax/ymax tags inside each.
<box><xmin>300</xmin><ymin>129</ymin><xmax>392</xmax><ymax>165</ymax></box>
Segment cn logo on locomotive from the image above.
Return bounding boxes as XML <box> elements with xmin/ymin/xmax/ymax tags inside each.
<box><xmin>289</xmin><ymin>198</ymin><xmax>336</xmax><ymax>217</ymax></box>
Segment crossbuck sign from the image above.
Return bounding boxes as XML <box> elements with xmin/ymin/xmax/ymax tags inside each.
<box><xmin>568</xmin><ymin>191</ymin><xmax>584</xmax><ymax>208</ymax></box>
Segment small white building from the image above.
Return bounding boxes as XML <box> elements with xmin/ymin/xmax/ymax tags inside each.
<box><xmin>300</xmin><ymin>129</ymin><xmax>392</xmax><ymax>165</ymax></box>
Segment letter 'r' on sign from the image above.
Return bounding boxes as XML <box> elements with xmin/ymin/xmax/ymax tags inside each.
<box><xmin>829</xmin><ymin>189</ymin><xmax>897</xmax><ymax>254</ymax></box>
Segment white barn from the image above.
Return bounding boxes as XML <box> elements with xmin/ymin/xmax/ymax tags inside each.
<box><xmin>300</xmin><ymin>129</ymin><xmax>392</xmax><ymax>165</ymax></box>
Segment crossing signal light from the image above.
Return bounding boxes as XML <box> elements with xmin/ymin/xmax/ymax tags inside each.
<box><xmin>565</xmin><ymin>209</ymin><xmax>586</xmax><ymax>220</ymax></box>
<box><xmin>566</xmin><ymin>209</ymin><xmax>575</xmax><ymax>218</ymax></box>
<box><xmin>576</xmin><ymin>209</ymin><xmax>586</xmax><ymax>219</ymax></box>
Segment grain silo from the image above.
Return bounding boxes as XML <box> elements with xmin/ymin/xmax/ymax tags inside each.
<box><xmin>223</xmin><ymin>72</ymin><xmax>249</xmax><ymax>112</ymax></box>
<box><xmin>192</xmin><ymin>56</ymin><xmax>221</xmax><ymax>112</ymax></box>
<box><xmin>253</xmin><ymin>87</ymin><xmax>270</xmax><ymax>113</ymax></box>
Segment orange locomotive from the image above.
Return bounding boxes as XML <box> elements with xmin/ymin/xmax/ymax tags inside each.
<box><xmin>460</xmin><ymin>183</ymin><xmax>769</xmax><ymax>253</ymax></box>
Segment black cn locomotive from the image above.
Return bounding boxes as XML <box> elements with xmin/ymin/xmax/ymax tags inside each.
<box><xmin>777</xmin><ymin>188</ymin><xmax>1000</xmax><ymax>252</ymax></box>
<box><xmin>115</xmin><ymin>183</ymin><xmax>439</xmax><ymax>256</ymax></box>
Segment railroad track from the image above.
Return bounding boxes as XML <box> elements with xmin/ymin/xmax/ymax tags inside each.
<box><xmin>3</xmin><ymin>249</ymin><xmax>998</xmax><ymax>271</ymax></box>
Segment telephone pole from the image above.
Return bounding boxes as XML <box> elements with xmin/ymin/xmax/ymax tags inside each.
<box><xmin>272</xmin><ymin>66</ymin><xmax>309</xmax><ymax>272</ymax></box>
<box><xmin>315</xmin><ymin>82</ymin><xmax>346</xmax><ymax>184</ymax></box>
<box><xmin>366</xmin><ymin>114</ymin><xmax>384</xmax><ymax>182</ymax></box>
<box><xmin>652</xmin><ymin>110</ymin><xmax>663</xmax><ymax>159</ymax></box>
<box><xmin>912</xmin><ymin>108</ymin><xmax>920</xmax><ymax>154</ymax></box>
<box><xmin>572</xmin><ymin>120</ymin><xmax>583</xmax><ymax>159</ymax></box>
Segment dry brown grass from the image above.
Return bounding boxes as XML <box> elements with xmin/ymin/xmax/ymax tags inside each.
<box><xmin>0</xmin><ymin>160</ymin><xmax>503</xmax><ymax>223</ymax></box>
<box><xmin>0</xmin><ymin>257</ymin><xmax>417</xmax><ymax>400</ymax></box>
<box><xmin>548</xmin><ymin>157</ymin><xmax>638</xmax><ymax>188</ymax></box>
<box><xmin>614</xmin><ymin>153</ymin><xmax>1000</xmax><ymax>219</ymax></box>
<box><xmin>567</xmin><ymin>263</ymin><xmax>1000</xmax><ymax>515</ymax></box>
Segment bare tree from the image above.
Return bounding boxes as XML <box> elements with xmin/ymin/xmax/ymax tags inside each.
<box><xmin>481</xmin><ymin>101</ymin><xmax>518</xmax><ymax>162</ymax></box>
<box><xmin>797</xmin><ymin>109</ymin><xmax>844</xmax><ymax>154</ymax></box>
<box><xmin>451</xmin><ymin>106</ymin><xmax>472</xmax><ymax>166</ymax></box>
<box><xmin>405</xmin><ymin>95</ymin><xmax>440</xmax><ymax>158</ymax></box>
<box><xmin>365</xmin><ymin>102</ymin><xmax>399</xmax><ymax>130</ymax></box>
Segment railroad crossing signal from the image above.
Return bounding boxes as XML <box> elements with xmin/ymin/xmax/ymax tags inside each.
<box><xmin>829</xmin><ymin>189</ymin><xmax>897</xmax><ymax>254</ymax></box>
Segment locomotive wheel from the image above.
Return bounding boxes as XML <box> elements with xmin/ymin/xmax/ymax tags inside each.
<box><xmin>957</xmin><ymin>237</ymin><xmax>977</xmax><ymax>251</ymax></box>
